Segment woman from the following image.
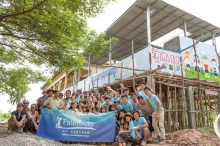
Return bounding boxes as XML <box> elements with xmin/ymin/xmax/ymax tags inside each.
<box><xmin>96</xmin><ymin>93</ymin><xmax>104</xmax><ymax>103</ymax></box>
<box><xmin>109</xmin><ymin>104</ymin><xmax>116</xmax><ymax>112</ymax></box>
<box><xmin>94</xmin><ymin>101</ymin><xmax>101</xmax><ymax>112</ymax></box>
<box><xmin>78</xmin><ymin>100</ymin><xmax>86</xmax><ymax>112</ymax></box>
<box><xmin>70</xmin><ymin>102</ymin><xmax>78</xmax><ymax>112</ymax></box>
<box><xmin>86</xmin><ymin>100</ymin><xmax>93</xmax><ymax>112</ymax></box>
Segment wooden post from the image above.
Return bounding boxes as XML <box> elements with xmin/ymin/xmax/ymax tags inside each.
<box><xmin>120</xmin><ymin>63</ymin><xmax>123</xmax><ymax>94</ymax></box>
<box><xmin>167</xmin><ymin>85</ymin><xmax>171</xmax><ymax>133</ymax></box>
<box><xmin>186</xmin><ymin>86</ymin><xmax>196</xmax><ymax>129</ymax></box>
<box><xmin>174</xmin><ymin>86</ymin><xmax>178</xmax><ymax>131</ymax></box>
<box><xmin>131</xmin><ymin>40</ymin><xmax>137</xmax><ymax>93</ymax></box>
<box><xmin>180</xmin><ymin>57</ymin><xmax>186</xmax><ymax>129</ymax></box>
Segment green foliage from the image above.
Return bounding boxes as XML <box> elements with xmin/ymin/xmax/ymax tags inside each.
<box><xmin>0</xmin><ymin>0</ymin><xmax>117</xmax><ymax>103</ymax></box>
<box><xmin>0</xmin><ymin>110</ymin><xmax>11</xmax><ymax>122</ymax></box>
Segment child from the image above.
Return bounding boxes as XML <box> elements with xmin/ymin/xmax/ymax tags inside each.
<box><xmin>117</xmin><ymin>117</ymin><xmax>125</xmax><ymax>130</ymax></box>
<box><xmin>82</xmin><ymin>105</ymin><xmax>88</xmax><ymax>114</ymax></box>
<box><xmin>92</xmin><ymin>107</ymin><xmax>97</xmax><ymax>114</ymax></box>
<box><xmin>116</xmin><ymin>121</ymin><xmax>130</xmax><ymax>146</ymax></box>
<box><xmin>79</xmin><ymin>101</ymin><xmax>86</xmax><ymax>112</ymax></box>
<box><xmin>100</xmin><ymin>106</ymin><xmax>107</xmax><ymax>113</ymax></box>
<box><xmin>109</xmin><ymin>104</ymin><xmax>116</xmax><ymax>112</ymax></box>
<box><xmin>94</xmin><ymin>101</ymin><xmax>101</xmax><ymax>112</ymax></box>
<box><xmin>86</xmin><ymin>100</ymin><xmax>93</xmax><ymax>112</ymax></box>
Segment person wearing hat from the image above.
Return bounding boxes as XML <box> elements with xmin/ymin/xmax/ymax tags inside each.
<box><xmin>7</xmin><ymin>103</ymin><xmax>27</xmax><ymax>134</ymax></box>
<box><xmin>23</xmin><ymin>104</ymin><xmax>39</xmax><ymax>134</ymax></box>
<box><xmin>42</xmin><ymin>89</ymin><xmax>55</xmax><ymax>108</ymax></box>
<box><xmin>43</xmin><ymin>90</ymin><xmax>64</xmax><ymax>109</ymax></box>
<box><xmin>37</xmin><ymin>90</ymin><xmax>48</xmax><ymax>112</ymax></box>
<box><xmin>23</xmin><ymin>100</ymin><xmax>30</xmax><ymax>112</ymax></box>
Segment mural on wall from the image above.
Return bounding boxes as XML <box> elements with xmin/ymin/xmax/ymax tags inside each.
<box><xmin>181</xmin><ymin>43</ymin><xmax>220</xmax><ymax>82</ymax></box>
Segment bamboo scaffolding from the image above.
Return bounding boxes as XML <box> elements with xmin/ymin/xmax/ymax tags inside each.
<box><xmin>131</xmin><ymin>40</ymin><xmax>137</xmax><ymax>93</ymax></box>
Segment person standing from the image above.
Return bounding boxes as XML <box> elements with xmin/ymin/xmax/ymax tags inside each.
<box><xmin>43</xmin><ymin>90</ymin><xmax>64</xmax><ymax>109</ymax></box>
<box><xmin>144</xmin><ymin>87</ymin><xmax>166</xmax><ymax>145</ymax></box>
<box><xmin>137</xmin><ymin>82</ymin><xmax>155</xmax><ymax>99</ymax></box>
<box><xmin>130</xmin><ymin>93</ymin><xmax>143</xmax><ymax>116</ymax></box>
<box><xmin>59</xmin><ymin>92</ymin><xmax>64</xmax><ymax>100</ymax></box>
<box><xmin>120</xmin><ymin>84</ymin><xmax>131</xmax><ymax>100</ymax></box>
<box><xmin>120</xmin><ymin>94</ymin><xmax>134</xmax><ymax>113</ymax></box>
<box><xmin>37</xmin><ymin>90</ymin><xmax>48</xmax><ymax>112</ymax></box>
<box><xmin>42</xmin><ymin>89</ymin><xmax>55</xmax><ymax>108</ymax></box>
<box><xmin>102</xmin><ymin>97</ymin><xmax>112</xmax><ymax>112</ymax></box>
<box><xmin>7</xmin><ymin>103</ymin><xmax>27</xmax><ymax>134</ymax></box>
<box><xmin>76</xmin><ymin>89</ymin><xmax>81</xmax><ymax>103</ymax></box>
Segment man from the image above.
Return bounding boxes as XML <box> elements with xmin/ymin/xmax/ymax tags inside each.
<box><xmin>44</xmin><ymin>90</ymin><xmax>64</xmax><ymax>109</ymax></box>
<box><xmin>42</xmin><ymin>89</ymin><xmax>55</xmax><ymax>107</ymax></box>
<box><xmin>63</xmin><ymin>90</ymin><xmax>72</xmax><ymax>108</ymax></box>
<box><xmin>7</xmin><ymin>103</ymin><xmax>26</xmax><ymax>134</ymax></box>
<box><xmin>23</xmin><ymin>104</ymin><xmax>39</xmax><ymax>134</ymax></box>
<box><xmin>130</xmin><ymin>93</ymin><xmax>143</xmax><ymax>117</ymax></box>
<box><xmin>114</xmin><ymin>100</ymin><xmax>123</xmax><ymax>113</ymax></box>
<box><xmin>75</xmin><ymin>89</ymin><xmax>81</xmax><ymax>102</ymax></box>
<box><xmin>107</xmin><ymin>86</ymin><xmax>117</xmax><ymax>103</ymax></box>
<box><xmin>23</xmin><ymin>100</ymin><xmax>30</xmax><ymax>112</ymax></box>
<box><xmin>120</xmin><ymin>94</ymin><xmax>134</xmax><ymax>113</ymax></box>
<box><xmin>144</xmin><ymin>87</ymin><xmax>165</xmax><ymax>145</ymax></box>
<box><xmin>137</xmin><ymin>82</ymin><xmax>155</xmax><ymax>99</ymax></box>
<box><xmin>59</xmin><ymin>92</ymin><xmax>64</xmax><ymax>100</ymax></box>
<box><xmin>120</xmin><ymin>83</ymin><xmax>131</xmax><ymax>100</ymax></box>
<box><xmin>133</xmin><ymin>111</ymin><xmax>149</xmax><ymax>146</ymax></box>
<box><xmin>137</xmin><ymin>95</ymin><xmax>154</xmax><ymax>141</ymax></box>
<box><xmin>101</xmin><ymin>96</ymin><xmax>112</xmax><ymax>111</ymax></box>
<box><xmin>37</xmin><ymin>90</ymin><xmax>48</xmax><ymax>112</ymax></box>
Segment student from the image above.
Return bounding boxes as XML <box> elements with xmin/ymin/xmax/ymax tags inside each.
<box><xmin>86</xmin><ymin>100</ymin><xmax>93</xmax><ymax>112</ymax></box>
<box><xmin>94</xmin><ymin>101</ymin><xmax>101</xmax><ymax>112</ymax></box>
<box><xmin>116</xmin><ymin>121</ymin><xmax>130</xmax><ymax>146</ymax></box>
<box><xmin>42</xmin><ymin>89</ymin><xmax>54</xmax><ymax>107</ymax></box>
<box><xmin>66</xmin><ymin>96</ymin><xmax>76</xmax><ymax>110</ymax></box>
<box><xmin>82</xmin><ymin>105</ymin><xmax>88</xmax><ymax>114</ymax></box>
<box><xmin>7</xmin><ymin>103</ymin><xmax>26</xmax><ymax>134</ymax></box>
<box><xmin>137</xmin><ymin>82</ymin><xmax>155</xmax><ymax>99</ymax></box>
<box><xmin>118</xmin><ymin>109</ymin><xmax>126</xmax><ymax>120</ymax></box>
<box><xmin>76</xmin><ymin>90</ymin><xmax>81</xmax><ymax>102</ymax></box>
<box><xmin>109</xmin><ymin>104</ymin><xmax>116</xmax><ymax>112</ymax></box>
<box><xmin>92</xmin><ymin>107</ymin><xmax>97</xmax><ymax>114</ymax></box>
<box><xmin>79</xmin><ymin>100</ymin><xmax>86</xmax><ymax>112</ymax></box>
<box><xmin>107</xmin><ymin>86</ymin><xmax>117</xmax><ymax>103</ymax></box>
<box><xmin>114</xmin><ymin>100</ymin><xmax>123</xmax><ymax>113</ymax></box>
<box><xmin>44</xmin><ymin>90</ymin><xmax>64</xmax><ymax>109</ymax></box>
<box><xmin>80</xmin><ymin>94</ymin><xmax>85</xmax><ymax>101</ymax></box>
<box><xmin>63</xmin><ymin>90</ymin><xmax>72</xmax><ymax>107</ymax></box>
<box><xmin>100</xmin><ymin>106</ymin><xmax>107</xmax><ymax>113</ymax></box>
<box><xmin>96</xmin><ymin>93</ymin><xmax>104</xmax><ymax>103</ymax></box>
<box><xmin>59</xmin><ymin>92</ymin><xmax>64</xmax><ymax>100</ymax></box>
<box><xmin>102</xmin><ymin>97</ymin><xmax>112</xmax><ymax>112</ymax></box>
<box><xmin>130</xmin><ymin>93</ymin><xmax>143</xmax><ymax>116</ymax></box>
<box><xmin>121</xmin><ymin>94</ymin><xmax>134</xmax><ymax>113</ymax></box>
<box><xmin>70</xmin><ymin>102</ymin><xmax>78</xmax><ymax>112</ymax></box>
<box><xmin>37</xmin><ymin>90</ymin><xmax>48</xmax><ymax>112</ymax></box>
<box><xmin>23</xmin><ymin>104</ymin><xmax>39</xmax><ymax>134</ymax></box>
<box><xmin>120</xmin><ymin>83</ymin><xmax>131</xmax><ymax>100</ymax></box>
<box><xmin>23</xmin><ymin>100</ymin><xmax>30</xmax><ymax>112</ymax></box>
<box><xmin>133</xmin><ymin>111</ymin><xmax>150</xmax><ymax>146</ymax></box>
<box><xmin>144</xmin><ymin>87</ymin><xmax>165</xmax><ymax>145</ymax></box>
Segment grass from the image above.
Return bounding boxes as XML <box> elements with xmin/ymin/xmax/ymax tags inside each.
<box><xmin>198</xmin><ymin>126</ymin><xmax>216</xmax><ymax>135</ymax></box>
<box><xmin>185</xmin><ymin>67</ymin><xmax>220</xmax><ymax>82</ymax></box>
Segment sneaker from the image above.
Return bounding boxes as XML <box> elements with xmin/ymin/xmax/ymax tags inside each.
<box><xmin>147</xmin><ymin>138</ymin><xmax>153</xmax><ymax>142</ymax></box>
<box><xmin>159</xmin><ymin>140</ymin><xmax>166</xmax><ymax>145</ymax></box>
<box><xmin>16</xmin><ymin>129</ymin><xmax>23</xmax><ymax>133</ymax></box>
<box><xmin>7</xmin><ymin>130</ymin><xmax>12</xmax><ymax>134</ymax></box>
<box><xmin>141</xmin><ymin>140</ymin><xmax>146</xmax><ymax>146</ymax></box>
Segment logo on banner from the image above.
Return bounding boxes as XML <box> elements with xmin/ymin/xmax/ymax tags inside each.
<box><xmin>55</xmin><ymin>116</ymin><xmax>96</xmax><ymax>130</ymax></box>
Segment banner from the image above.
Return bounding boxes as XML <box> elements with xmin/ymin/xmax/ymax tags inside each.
<box><xmin>37</xmin><ymin>108</ymin><xmax>116</xmax><ymax>142</ymax></box>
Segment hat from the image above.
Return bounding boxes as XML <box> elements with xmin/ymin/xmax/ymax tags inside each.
<box><xmin>47</xmin><ymin>89</ymin><xmax>55</xmax><ymax>93</ymax></box>
<box><xmin>124</xmin><ymin>88</ymin><xmax>130</xmax><ymax>91</ymax></box>
<box><xmin>23</xmin><ymin>100</ymin><xmax>30</xmax><ymax>104</ymax></box>
<box><xmin>42</xmin><ymin>90</ymin><xmax>47</xmax><ymax>94</ymax></box>
<box><xmin>125</xmin><ymin>112</ymin><xmax>132</xmax><ymax>117</ymax></box>
<box><xmin>17</xmin><ymin>102</ymin><xmax>24</xmax><ymax>107</ymax></box>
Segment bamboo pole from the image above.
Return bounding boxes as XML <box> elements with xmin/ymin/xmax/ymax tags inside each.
<box><xmin>174</xmin><ymin>86</ymin><xmax>178</xmax><ymax>131</ymax></box>
<box><xmin>167</xmin><ymin>85</ymin><xmax>171</xmax><ymax>133</ymax></box>
<box><xmin>131</xmin><ymin>40</ymin><xmax>137</xmax><ymax>93</ymax></box>
<box><xmin>120</xmin><ymin>63</ymin><xmax>123</xmax><ymax>94</ymax></box>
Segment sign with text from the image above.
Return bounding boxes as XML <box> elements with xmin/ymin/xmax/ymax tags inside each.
<box><xmin>37</xmin><ymin>108</ymin><xmax>116</xmax><ymax>142</ymax></box>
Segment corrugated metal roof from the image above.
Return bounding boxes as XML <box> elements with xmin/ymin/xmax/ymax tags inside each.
<box><xmin>89</xmin><ymin>0</ymin><xmax>220</xmax><ymax>65</ymax></box>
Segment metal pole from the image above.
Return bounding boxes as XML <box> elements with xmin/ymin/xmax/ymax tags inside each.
<box><xmin>183</xmin><ymin>21</ymin><xmax>187</xmax><ymax>37</ymax></box>
<box><xmin>212</xmin><ymin>33</ymin><xmax>215</xmax><ymax>46</ymax></box>
<box><xmin>146</xmin><ymin>5</ymin><xmax>151</xmax><ymax>46</ymax></box>
<box><xmin>88</xmin><ymin>54</ymin><xmax>91</xmax><ymax>77</ymax></box>
<box><xmin>109</xmin><ymin>36</ymin><xmax>112</xmax><ymax>65</ymax></box>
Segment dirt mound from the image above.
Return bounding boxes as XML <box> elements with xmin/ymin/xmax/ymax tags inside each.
<box><xmin>166</xmin><ymin>129</ymin><xmax>220</xmax><ymax>146</ymax></box>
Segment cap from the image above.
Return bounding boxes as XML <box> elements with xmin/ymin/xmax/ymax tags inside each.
<box><xmin>23</xmin><ymin>100</ymin><xmax>30</xmax><ymax>104</ymax></box>
<box><xmin>17</xmin><ymin>102</ymin><xmax>24</xmax><ymax>107</ymax></box>
<box><xmin>31</xmin><ymin>104</ymin><xmax>37</xmax><ymax>108</ymax></box>
<box><xmin>125</xmin><ymin>112</ymin><xmax>132</xmax><ymax>117</ymax></box>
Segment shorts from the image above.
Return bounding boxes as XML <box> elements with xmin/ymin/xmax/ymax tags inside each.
<box><xmin>205</xmin><ymin>70</ymin><xmax>209</xmax><ymax>73</ymax></box>
<box><xmin>214</xmin><ymin>72</ymin><xmax>218</xmax><ymax>76</ymax></box>
<box><xmin>186</xmin><ymin>64</ymin><xmax>190</xmax><ymax>68</ymax></box>
<box><xmin>138</xmin><ymin>128</ymin><xmax>150</xmax><ymax>138</ymax></box>
<box><xmin>8</xmin><ymin>117</ymin><xmax>26</xmax><ymax>130</ymax></box>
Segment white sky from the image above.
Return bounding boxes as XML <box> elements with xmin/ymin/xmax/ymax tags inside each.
<box><xmin>1</xmin><ymin>0</ymin><xmax>220</xmax><ymax>113</ymax></box>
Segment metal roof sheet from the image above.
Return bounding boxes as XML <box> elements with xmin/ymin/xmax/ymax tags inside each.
<box><xmin>89</xmin><ymin>0</ymin><xmax>220</xmax><ymax>65</ymax></box>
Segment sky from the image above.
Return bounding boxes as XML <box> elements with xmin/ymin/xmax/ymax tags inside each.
<box><xmin>1</xmin><ymin>0</ymin><xmax>220</xmax><ymax>113</ymax></box>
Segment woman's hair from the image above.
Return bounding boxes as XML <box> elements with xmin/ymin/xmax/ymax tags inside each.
<box><xmin>109</xmin><ymin>104</ymin><xmax>116</xmax><ymax>111</ymax></box>
<box><xmin>79</xmin><ymin>100</ymin><xmax>86</xmax><ymax>105</ymax></box>
<box><xmin>100</xmin><ymin>106</ymin><xmax>107</xmax><ymax>113</ymax></box>
<box><xmin>123</xmin><ymin>121</ymin><xmax>129</xmax><ymax>129</ymax></box>
<box><xmin>94</xmin><ymin>101</ymin><xmax>101</xmax><ymax>108</ymax></box>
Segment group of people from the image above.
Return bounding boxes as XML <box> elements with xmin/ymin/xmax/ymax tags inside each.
<box><xmin>7</xmin><ymin>82</ymin><xmax>165</xmax><ymax>146</ymax></box>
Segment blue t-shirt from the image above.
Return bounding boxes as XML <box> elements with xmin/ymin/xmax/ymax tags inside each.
<box><xmin>148</xmin><ymin>94</ymin><xmax>164</xmax><ymax>111</ymax></box>
<box><xmin>101</xmin><ymin>103</ymin><xmax>112</xmax><ymax>111</ymax></box>
<box><xmin>96</xmin><ymin>108</ymin><xmax>101</xmax><ymax>113</ymax></box>
<box><xmin>127</xmin><ymin>95</ymin><xmax>131</xmax><ymax>100</ymax></box>
<box><xmin>110</xmin><ymin>97</ymin><xmax>117</xmax><ymax>103</ymax></box>
<box><xmin>116</xmin><ymin>105</ymin><xmax>123</xmax><ymax>113</ymax></box>
<box><xmin>138</xmin><ymin>90</ymin><xmax>148</xmax><ymax>99</ymax></box>
<box><xmin>121</xmin><ymin>101</ymin><xmax>134</xmax><ymax>112</ymax></box>
<box><xmin>129</xmin><ymin>120</ymin><xmax>136</xmax><ymax>139</ymax></box>
<box><xmin>133</xmin><ymin>117</ymin><xmax>147</xmax><ymax>129</ymax></box>
<box><xmin>75</xmin><ymin>96</ymin><xmax>80</xmax><ymax>103</ymax></box>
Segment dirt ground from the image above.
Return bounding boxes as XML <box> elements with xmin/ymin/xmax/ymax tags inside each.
<box><xmin>0</xmin><ymin>123</ymin><xmax>219</xmax><ymax>146</ymax></box>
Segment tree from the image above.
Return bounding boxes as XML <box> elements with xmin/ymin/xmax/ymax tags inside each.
<box><xmin>0</xmin><ymin>0</ymin><xmax>117</xmax><ymax>103</ymax></box>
